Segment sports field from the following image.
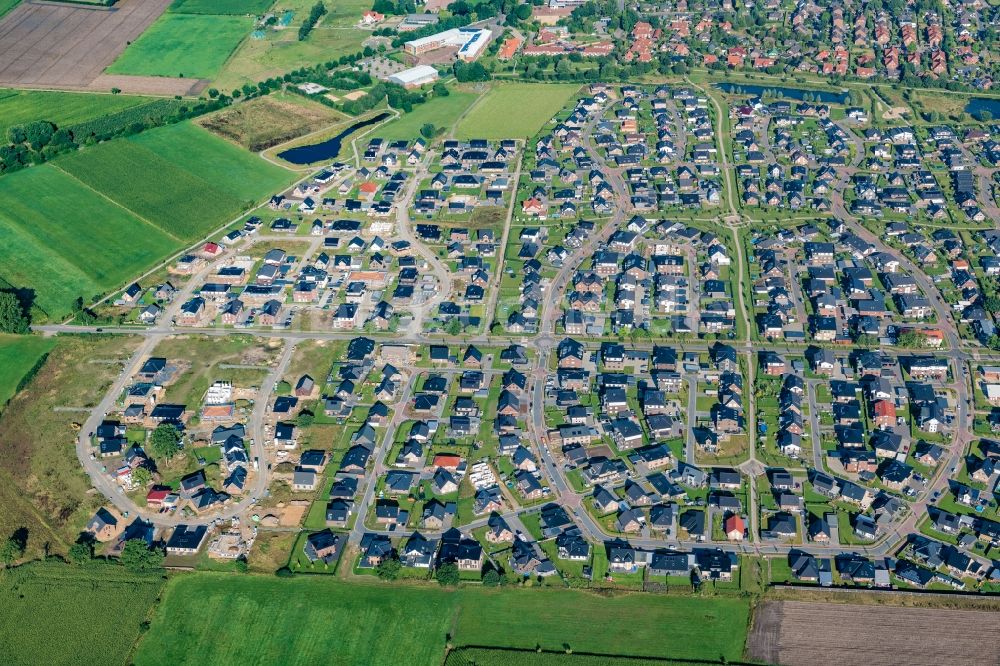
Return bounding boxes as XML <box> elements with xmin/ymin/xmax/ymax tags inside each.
<box><xmin>454</xmin><ymin>83</ymin><xmax>580</xmax><ymax>140</ymax></box>
<box><xmin>135</xmin><ymin>574</ymin><xmax>750</xmax><ymax>665</ymax></box>
<box><xmin>58</xmin><ymin>122</ymin><xmax>296</xmax><ymax>241</ymax></box>
<box><xmin>0</xmin><ymin>560</ymin><xmax>165</xmax><ymax>666</ymax></box>
<box><xmin>375</xmin><ymin>90</ymin><xmax>481</xmax><ymax>141</ymax></box>
<box><xmin>0</xmin><ymin>89</ymin><xmax>154</xmax><ymax>138</ymax></box>
<box><xmin>0</xmin><ymin>166</ymin><xmax>178</xmax><ymax>318</ymax></box>
<box><xmin>0</xmin><ymin>335</ymin><xmax>54</xmax><ymax>410</ymax></box>
<box><xmin>106</xmin><ymin>13</ymin><xmax>253</xmax><ymax>79</ymax></box>
<box><xmin>170</xmin><ymin>0</ymin><xmax>274</xmax><ymax>14</ymax></box>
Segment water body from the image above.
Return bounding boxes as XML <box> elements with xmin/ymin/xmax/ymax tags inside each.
<box><xmin>966</xmin><ymin>97</ymin><xmax>1000</xmax><ymax>119</ymax></box>
<box><xmin>716</xmin><ymin>82</ymin><xmax>849</xmax><ymax>105</ymax></box>
<box><xmin>277</xmin><ymin>112</ymin><xmax>390</xmax><ymax>165</ymax></box>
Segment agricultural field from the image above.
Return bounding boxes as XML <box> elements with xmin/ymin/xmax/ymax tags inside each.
<box><xmin>0</xmin><ymin>166</ymin><xmax>178</xmax><ymax>319</ymax></box>
<box><xmin>0</xmin><ymin>89</ymin><xmax>154</xmax><ymax>137</ymax></box>
<box><xmin>212</xmin><ymin>0</ymin><xmax>370</xmax><ymax>90</ymax></box>
<box><xmin>0</xmin><ymin>0</ymin><xmax>19</xmax><ymax>19</ymax></box>
<box><xmin>374</xmin><ymin>89</ymin><xmax>481</xmax><ymax>141</ymax></box>
<box><xmin>136</xmin><ymin>574</ymin><xmax>750</xmax><ymax>665</ymax></box>
<box><xmin>106</xmin><ymin>13</ymin><xmax>253</xmax><ymax>80</ymax></box>
<box><xmin>0</xmin><ymin>561</ymin><xmax>165</xmax><ymax>666</ymax></box>
<box><xmin>58</xmin><ymin>121</ymin><xmax>296</xmax><ymax>241</ymax></box>
<box><xmin>0</xmin><ymin>335</ymin><xmax>142</xmax><ymax>559</ymax></box>
<box><xmin>445</xmin><ymin>648</ymin><xmax>714</xmax><ymax>665</ymax></box>
<box><xmin>170</xmin><ymin>0</ymin><xmax>274</xmax><ymax>14</ymax></box>
<box><xmin>0</xmin><ymin>335</ymin><xmax>55</xmax><ymax>412</ymax></box>
<box><xmin>453</xmin><ymin>83</ymin><xmax>580</xmax><ymax>140</ymax></box>
<box><xmin>749</xmin><ymin>600</ymin><xmax>1000</xmax><ymax>666</ymax></box>
<box><xmin>199</xmin><ymin>92</ymin><xmax>345</xmax><ymax>151</ymax></box>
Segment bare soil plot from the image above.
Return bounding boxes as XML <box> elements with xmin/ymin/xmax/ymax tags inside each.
<box><xmin>749</xmin><ymin>600</ymin><xmax>1000</xmax><ymax>666</ymax></box>
<box><xmin>0</xmin><ymin>0</ymin><xmax>194</xmax><ymax>94</ymax></box>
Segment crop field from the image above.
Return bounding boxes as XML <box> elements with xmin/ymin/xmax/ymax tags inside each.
<box><xmin>170</xmin><ymin>0</ymin><xmax>274</xmax><ymax>14</ymax></box>
<box><xmin>445</xmin><ymin>648</ymin><xmax>717</xmax><ymax>665</ymax></box>
<box><xmin>106</xmin><ymin>13</ymin><xmax>253</xmax><ymax>79</ymax></box>
<box><xmin>136</xmin><ymin>574</ymin><xmax>750</xmax><ymax>665</ymax></box>
<box><xmin>0</xmin><ymin>335</ymin><xmax>55</xmax><ymax>411</ymax></box>
<box><xmin>0</xmin><ymin>89</ymin><xmax>154</xmax><ymax>137</ymax></box>
<box><xmin>0</xmin><ymin>561</ymin><xmax>165</xmax><ymax>666</ymax></box>
<box><xmin>454</xmin><ymin>83</ymin><xmax>580</xmax><ymax>140</ymax></box>
<box><xmin>58</xmin><ymin>122</ymin><xmax>295</xmax><ymax>242</ymax></box>
<box><xmin>212</xmin><ymin>0</ymin><xmax>370</xmax><ymax>89</ymax></box>
<box><xmin>0</xmin><ymin>166</ymin><xmax>178</xmax><ymax>318</ymax></box>
<box><xmin>199</xmin><ymin>93</ymin><xmax>345</xmax><ymax>151</ymax></box>
<box><xmin>375</xmin><ymin>90</ymin><xmax>481</xmax><ymax>141</ymax></box>
<box><xmin>749</xmin><ymin>600</ymin><xmax>1000</xmax><ymax>666</ymax></box>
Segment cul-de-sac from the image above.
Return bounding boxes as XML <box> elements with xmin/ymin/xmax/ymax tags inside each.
<box><xmin>1</xmin><ymin>0</ymin><xmax>999</xmax><ymax>664</ymax></box>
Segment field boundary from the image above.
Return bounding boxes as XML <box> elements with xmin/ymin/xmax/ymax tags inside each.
<box><xmin>443</xmin><ymin>646</ymin><xmax>760</xmax><ymax>665</ymax></box>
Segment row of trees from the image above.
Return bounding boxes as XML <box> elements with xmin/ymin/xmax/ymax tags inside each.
<box><xmin>298</xmin><ymin>1</ymin><xmax>327</xmax><ymax>41</ymax></box>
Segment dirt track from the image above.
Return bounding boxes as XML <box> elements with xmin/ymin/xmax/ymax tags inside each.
<box><xmin>749</xmin><ymin>600</ymin><xmax>1000</xmax><ymax>666</ymax></box>
<box><xmin>0</xmin><ymin>0</ymin><xmax>202</xmax><ymax>95</ymax></box>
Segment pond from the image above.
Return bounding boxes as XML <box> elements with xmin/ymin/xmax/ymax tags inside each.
<box><xmin>277</xmin><ymin>112</ymin><xmax>391</xmax><ymax>165</ymax></box>
<box><xmin>965</xmin><ymin>97</ymin><xmax>1000</xmax><ymax>119</ymax></box>
<box><xmin>715</xmin><ymin>82</ymin><xmax>849</xmax><ymax>105</ymax></box>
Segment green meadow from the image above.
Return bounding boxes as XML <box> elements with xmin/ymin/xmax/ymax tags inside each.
<box><xmin>0</xmin><ymin>335</ymin><xmax>54</xmax><ymax>410</ymax></box>
<box><xmin>454</xmin><ymin>83</ymin><xmax>580</xmax><ymax>140</ymax></box>
<box><xmin>170</xmin><ymin>0</ymin><xmax>275</xmax><ymax>14</ymax></box>
<box><xmin>106</xmin><ymin>13</ymin><xmax>253</xmax><ymax>79</ymax></box>
<box><xmin>136</xmin><ymin>574</ymin><xmax>750</xmax><ymax>665</ymax></box>
<box><xmin>375</xmin><ymin>90</ymin><xmax>481</xmax><ymax>141</ymax></box>
<box><xmin>0</xmin><ymin>89</ymin><xmax>153</xmax><ymax>138</ymax></box>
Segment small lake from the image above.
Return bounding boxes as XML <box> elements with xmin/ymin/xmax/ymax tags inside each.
<box><xmin>966</xmin><ymin>97</ymin><xmax>1000</xmax><ymax>119</ymax></box>
<box><xmin>716</xmin><ymin>82</ymin><xmax>849</xmax><ymax>105</ymax></box>
<box><xmin>277</xmin><ymin>112</ymin><xmax>391</xmax><ymax>165</ymax></box>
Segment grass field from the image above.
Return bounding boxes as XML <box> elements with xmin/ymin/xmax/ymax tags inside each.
<box><xmin>212</xmin><ymin>0</ymin><xmax>370</xmax><ymax>89</ymax></box>
<box><xmin>374</xmin><ymin>90</ymin><xmax>481</xmax><ymax>141</ymax></box>
<box><xmin>0</xmin><ymin>89</ymin><xmax>153</xmax><ymax>137</ymax></box>
<box><xmin>0</xmin><ymin>335</ymin><xmax>141</xmax><ymax>558</ymax></box>
<box><xmin>170</xmin><ymin>0</ymin><xmax>274</xmax><ymax>14</ymax></box>
<box><xmin>445</xmin><ymin>648</ymin><xmax>720</xmax><ymax>665</ymax></box>
<box><xmin>0</xmin><ymin>335</ymin><xmax>55</xmax><ymax>411</ymax></box>
<box><xmin>58</xmin><ymin>121</ymin><xmax>295</xmax><ymax>241</ymax></box>
<box><xmin>0</xmin><ymin>0</ymin><xmax>19</xmax><ymax>19</ymax></box>
<box><xmin>136</xmin><ymin>574</ymin><xmax>750</xmax><ymax>665</ymax></box>
<box><xmin>106</xmin><ymin>13</ymin><xmax>253</xmax><ymax>79</ymax></box>
<box><xmin>0</xmin><ymin>166</ymin><xmax>178</xmax><ymax>318</ymax></box>
<box><xmin>199</xmin><ymin>92</ymin><xmax>345</xmax><ymax>151</ymax></box>
<box><xmin>0</xmin><ymin>560</ymin><xmax>165</xmax><ymax>666</ymax></box>
<box><xmin>454</xmin><ymin>83</ymin><xmax>579</xmax><ymax>140</ymax></box>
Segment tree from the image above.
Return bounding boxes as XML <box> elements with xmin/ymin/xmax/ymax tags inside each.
<box><xmin>0</xmin><ymin>535</ymin><xmax>25</xmax><ymax>565</ymax></box>
<box><xmin>376</xmin><ymin>555</ymin><xmax>402</xmax><ymax>580</ymax></box>
<box><xmin>514</xmin><ymin>3</ymin><xmax>531</xmax><ymax>19</ymax></box>
<box><xmin>297</xmin><ymin>409</ymin><xmax>315</xmax><ymax>427</ymax></box>
<box><xmin>0</xmin><ymin>292</ymin><xmax>29</xmax><ymax>334</ymax></box>
<box><xmin>68</xmin><ymin>541</ymin><xmax>93</xmax><ymax>564</ymax></box>
<box><xmin>150</xmin><ymin>423</ymin><xmax>181</xmax><ymax>459</ymax></box>
<box><xmin>432</xmin><ymin>82</ymin><xmax>449</xmax><ymax>97</ymax></box>
<box><xmin>436</xmin><ymin>561</ymin><xmax>460</xmax><ymax>586</ymax></box>
<box><xmin>119</xmin><ymin>540</ymin><xmax>164</xmax><ymax>572</ymax></box>
<box><xmin>984</xmin><ymin>293</ymin><xmax>1000</xmax><ymax>314</ymax></box>
<box><xmin>131</xmin><ymin>466</ymin><xmax>152</xmax><ymax>487</ymax></box>
<box><xmin>207</xmin><ymin>88</ymin><xmax>220</xmax><ymax>98</ymax></box>
<box><xmin>420</xmin><ymin>123</ymin><xmax>437</xmax><ymax>139</ymax></box>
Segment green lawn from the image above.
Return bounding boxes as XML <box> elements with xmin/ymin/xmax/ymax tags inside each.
<box><xmin>136</xmin><ymin>574</ymin><xmax>750</xmax><ymax>665</ymax></box>
<box><xmin>170</xmin><ymin>0</ymin><xmax>274</xmax><ymax>14</ymax></box>
<box><xmin>0</xmin><ymin>165</ymin><xmax>178</xmax><ymax>318</ymax></box>
<box><xmin>0</xmin><ymin>335</ymin><xmax>54</xmax><ymax>411</ymax></box>
<box><xmin>454</xmin><ymin>82</ymin><xmax>580</xmax><ymax>139</ymax></box>
<box><xmin>106</xmin><ymin>13</ymin><xmax>253</xmax><ymax>79</ymax></box>
<box><xmin>58</xmin><ymin>122</ymin><xmax>295</xmax><ymax>241</ymax></box>
<box><xmin>374</xmin><ymin>90</ymin><xmax>481</xmax><ymax>141</ymax></box>
<box><xmin>0</xmin><ymin>0</ymin><xmax>20</xmax><ymax>19</ymax></box>
<box><xmin>0</xmin><ymin>560</ymin><xmax>165</xmax><ymax>666</ymax></box>
<box><xmin>0</xmin><ymin>89</ymin><xmax>153</xmax><ymax>137</ymax></box>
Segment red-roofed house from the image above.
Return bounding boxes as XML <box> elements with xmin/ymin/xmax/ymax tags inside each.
<box><xmin>724</xmin><ymin>515</ymin><xmax>745</xmax><ymax>541</ymax></box>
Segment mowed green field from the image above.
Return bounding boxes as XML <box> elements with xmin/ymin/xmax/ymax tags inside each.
<box><xmin>136</xmin><ymin>574</ymin><xmax>750</xmax><ymax>665</ymax></box>
<box><xmin>0</xmin><ymin>335</ymin><xmax>54</xmax><ymax>410</ymax></box>
<box><xmin>0</xmin><ymin>166</ymin><xmax>178</xmax><ymax>318</ymax></box>
<box><xmin>106</xmin><ymin>13</ymin><xmax>252</xmax><ymax>79</ymax></box>
<box><xmin>0</xmin><ymin>0</ymin><xmax>20</xmax><ymax>19</ymax></box>
<box><xmin>454</xmin><ymin>83</ymin><xmax>580</xmax><ymax>140</ymax></box>
<box><xmin>0</xmin><ymin>89</ymin><xmax>154</xmax><ymax>137</ymax></box>
<box><xmin>58</xmin><ymin>122</ymin><xmax>296</xmax><ymax>241</ymax></box>
<box><xmin>0</xmin><ymin>561</ymin><xmax>165</xmax><ymax>666</ymax></box>
<box><xmin>170</xmin><ymin>0</ymin><xmax>274</xmax><ymax>14</ymax></box>
<box><xmin>375</xmin><ymin>90</ymin><xmax>481</xmax><ymax>141</ymax></box>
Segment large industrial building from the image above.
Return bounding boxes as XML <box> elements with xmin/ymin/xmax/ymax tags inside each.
<box><xmin>387</xmin><ymin>65</ymin><xmax>440</xmax><ymax>88</ymax></box>
<box><xmin>403</xmin><ymin>27</ymin><xmax>491</xmax><ymax>61</ymax></box>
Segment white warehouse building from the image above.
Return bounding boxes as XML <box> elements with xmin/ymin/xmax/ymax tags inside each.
<box><xmin>403</xmin><ymin>27</ymin><xmax>491</xmax><ymax>61</ymax></box>
<box><xmin>387</xmin><ymin>65</ymin><xmax>440</xmax><ymax>88</ymax></box>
